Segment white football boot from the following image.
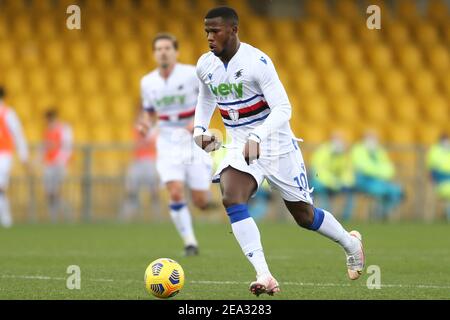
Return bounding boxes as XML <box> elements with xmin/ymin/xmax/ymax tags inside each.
<box><xmin>346</xmin><ymin>230</ymin><xmax>365</xmax><ymax>280</ymax></box>
<box><xmin>249</xmin><ymin>274</ymin><xmax>280</xmax><ymax>296</ymax></box>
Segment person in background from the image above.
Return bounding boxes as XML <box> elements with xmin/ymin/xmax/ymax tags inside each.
<box><xmin>120</xmin><ymin>123</ymin><xmax>160</xmax><ymax>221</ymax></box>
<box><xmin>426</xmin><ymin>134</ymin><xmax>450</xmax><ymax>220</ymax></box>
<box><xmin>0</xmin><ymin>86</ymin><xmax>29</xmax><ymax>228</ymax></box>
<box><xmin>42</xmin><ymin>109</ymin><xmax>73</xmax><ymax>223</ymax></box>
<box><xmin>310</xmin><ymin>132</ymin><xmax>355</xmax><ymax>221</ymax></box>
<box><xmin>351</xmin><ymin>131</ymin><xmax>404</xmax><ymax>219</ymax></box>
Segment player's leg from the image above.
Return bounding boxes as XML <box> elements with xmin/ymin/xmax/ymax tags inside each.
<box><xmin>145</xmin><ymin>160</ymin><xmax>161</xmax><ymax>221</ymax></box>
<box><xmin>0</xmin><ymin>155</ymin><xmax>12</xmax><ymax>228</ymax></box>
<box><xmin>166</xmin><ymin>180</ymin><xmax>199</xmax><ymax>255</ymax></box>
<box><xmin>44</xmin><ymin>165</ymin><xmax>61</xmax><ymax>223</ymax></box>
<box><xmin>220</xmin><ymin>166</ymin><xmax>279</xmax><ymax>296</ymax></box>
<box><xmin>266</xmin><ymin>149</ymin><xmax>364</xmax><ymax>280</ymax></box>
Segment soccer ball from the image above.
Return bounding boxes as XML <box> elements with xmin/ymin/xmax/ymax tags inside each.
<box><xmin>144</xmin><ymin>258</ymin><xmax>185</xmax><ymax>299</ymax></box>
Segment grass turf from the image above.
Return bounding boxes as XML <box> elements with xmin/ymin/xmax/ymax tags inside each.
<box><xmin>0</xmin><ymin>221</ymin><xmax>449</xmax><ymax>300</ymax></box>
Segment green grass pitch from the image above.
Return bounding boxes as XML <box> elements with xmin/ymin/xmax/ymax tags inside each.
<box><xmin>0</xmin><ymin>221</ymin><xmax>449</xmax><ymax>299</ymax></box>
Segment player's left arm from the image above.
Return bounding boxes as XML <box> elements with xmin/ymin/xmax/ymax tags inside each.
<box><xmin>243</xmin><ymin>54</ymin><xmax>292</xmax><ymax>164</ymax></box>
<box><xmin>7</xmin><ymin>110</ymin><xmax>31</xmax><ymax>173</ymax></box>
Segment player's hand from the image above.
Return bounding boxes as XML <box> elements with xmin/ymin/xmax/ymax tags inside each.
<box><xmin>136</xmin><ymin>111</ymin><xmax>153</xmax><ymax>136</ymax></box>
<box><xmin>243</xmin><ymin>139</ymin><xmax>260</xmax><ymax>165</ymax></box>
<box><xmin>194</xmin><ymin>133</ymin><xmax>222</xmax><ymax>153</ymax></box>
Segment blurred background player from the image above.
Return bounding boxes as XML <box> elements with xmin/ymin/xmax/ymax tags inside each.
<box><xmin>139</xmin><ymin>33</ymin><xmax>213</xmax><ymax>256</ymax></box>
<box><xmin>42</xmin><ymin>109</ymin><xmax>73</xmax><ymax>223</ymax></box>
<box><xmin>120</xmin><ymin>119</ymin><xmax>160</xmax><ymax>222</ymax></box>
<box><xmin>310</xmin><ymin>132</ymin><xmax>355</xmax><ymax>221</ymax></box>
<box><xmin>426</xmin><ymin>134</ymin><xmax>450</xmax><ymax>220</ymax></box>
<box><xmin>352</xmin><ymin>131</ymin><xmax>404</xmax><ymax>220</ymax></box>
<box><xmin>0</xmin><ymin>86</ymin><xmax>29</xmax><ymax>228</ymax></box>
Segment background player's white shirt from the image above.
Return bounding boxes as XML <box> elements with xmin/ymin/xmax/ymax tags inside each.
<box><xmin>141</xmin><ymin>63</ymin><xmax>199</xmax><ymax>133</ymax></box>
<box><xmin>195</xmin><ymin>42</ymin><xmax>296</xmax><ymax>157</ymax></box>
<box><xmin>4</xmin><ymin>108</ymin><xmax>29</xmax><ymax>162</ymax></box>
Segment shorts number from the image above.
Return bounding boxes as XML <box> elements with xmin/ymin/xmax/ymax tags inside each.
<box><xmin>294</xmin><ymin>172</ymin><xmax>309</xmax><ymax>191</ymax></box>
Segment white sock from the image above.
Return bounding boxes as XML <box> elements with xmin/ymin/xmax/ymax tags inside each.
<box><xmin>169</xmin><ymin>203</ymin><xmax>197</xmax><ymax>247</ymax></box>
<box><xmin>227</xmin><ymin>204</ymin><xmax>271</xmax><ymax>277</ymax></box>
<box><xmin>0</xmin><ymin>193</ymin><xmax>12</xmax><ymax>228</ymax></box>
<box><xmin>313</xmin><ymin>207</ymin><xmax>359</xmax><ymax>254</ymax></box>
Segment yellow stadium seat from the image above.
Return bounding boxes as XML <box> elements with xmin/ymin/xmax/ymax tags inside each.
<box><xmin>327</xmin><ymin>20</ymin><xmax>354</xmax><ymax>44</ymax></box>
<box><xmin>280</xmin><ymin>43</ymin><xmax>307</xmax><ymax>69</ymax></box>
<box><xmin>300</xmin><ymin>95</ymin><xmax>329</xmax><ymax>124</ymax></box>
<box><xmin>93</xmin><ymin>41</ymin><xmax>117</xmax><ymax>69</ymax></box>
<box><xmin>416</xmin><ymin>123</ymin><xmax>445</xmax><ymax>145</ymax></box>
<box><xmin>385</xmin><ymin>21</ymin><xmax>411</xmax><ymax>46</ymax></box>
<box><xmin>240</xmin><ymin>17</ymin><xmax>271</xmax><ymax>44</ymax></box>
<box><xmin>113</xmin><ymin>19</ymin><xmax>135</xmax><ymax>40</ymax></box>
<box><xmin>427</xmin><ymin>45</ymin><xmax>450</xmax><ymax>73</ymax></box>
<box><xmin>294</xmin><ymin>68</ymin><xmax>319</xmax><ymax>96</ymax></box>
<box><xmin>385</xmin><ymin>123</ymin><xmax>415</xmax><ymax>144</ymax></box>
<box><xmin>330</xmin><ymin>94</ymin><xmax>360</xmax><ymax>124</ymax></box>
<box><xmin>112</xmin><ymin>0</ymin><xmax>136</xmax><ymax>13</ymax></box>
<box><xmin>391</xmin><ymin>94</ymin><xmax>420</xmax><ymax>124</ymax></box>
<box><xmin>0</xmin><ymin>41</ymin><xmax>15</xmax><ymax>69</ymax></box>
<box><xmin>77</xmin><ymin>69</ymin><xmax>100</xmax><ymax>96</ymax></box>
<box><xmin>426</xmin><ymin>0</ymin><xmax>449</xmax><ymax>24</ymax></box>
<box><xmin>85</xmin><ymin>19</ymin><xmax>108</xmax><ymax>40</ymax></box>
<box><xmin>422</xmin><ymin>96</ymin><xmax>449</xmax><ymax>125</ymax></box>
<box><xmin>20</xmin><ymin>42</ymin><xmax>41</xmax><ymax>69</ymax></box>
<box><xmin>83</xmin><ymin>96</ymin><xmax>107</xmax><ymax>124</ymax></box>
<box><xmin>2</xmin><ymin>0</ymin><xmax>27</xmax><ymax>13</ymax></box>
<box><xmin>272</xmin><ymin>19</ymin><xmax>297</xmax><ymax>42</ymax></box>
<box><xmin>411</xmin><ymin>69</ymin><xmax>437</xmax><ymax>100</ymax></box>
<box><xmin>91</xmin><ymin>125</ymin><xmax>113</xmax><ymax>143</ymax></box>
<box><xmin>59</xmin><ymin>97</ymin><xmax>81</xmax><ymax>124</ymax></box>
<box><xmin>223</xmin><ymin>0</ymin><xmax>253</xmax><ymax>16</ymax></box>
<box><xmin>335</xmin><ymin>0</ymin><xmax>361</xmax><ymax>21</ymax></box>
<box><xmin>104</xmin><ymin>69</ymin><xmax>126</xmax><ymax>95</ymax></box>
<box><xmin>69</xmin><ymin>41</ymin><xmax>92</xmax><ymax>68</ymax></box>
<box><xmin>350</xmin><ymin>68</ymin><xmax>379</xmax><ymax>96</ymax></box>
<box><xmin>397</xmin><ymin>0</ymin><xmax>420</xmax><ymax>23</ymax></box>
<box><xmin>2</xmin><ymin>69</ymin><xmax>25</xmax><ymax>97</ymax></box>
<box><xmin>12</xmin><ymin>15</ymin><xmax>33</xmax><ymax>40</ymax></box>
<box><xmin>52</xmin><ymin>69</ymin><xmax>75</xmax><ymax>97</ymax></box>
<box><xmin>43</xmin><ymin>41</ymin><xmax>65</xmax><ymax>68</ymax></box>
<box><xmin>337</xmin><ymin>43</ymin><xmax>364</xmax><ymax>71</ymax></box>
<box><xmin>309</xmin><ymin>42</ymin><xmax>335</xmax><ymax>71</ymax></box>
<box><xmin>27</xmin><ymin>67</ymin><xmax>50</xmax><ymax>96</ymax></box>
<box><xmin>36</xmin><ymin>17</ymin><xmax>58</xmax><ymax>40</ymax></box>
<box><xmin>361</xmin><ymin>94</ymin><xmax>390</xmax><ymax>124</ymax></box>
<box><xmin>397</xmin><ymin>44</ymin><xmax>423</xmax><ymax>72</ymax></box>
<box><xmin>118</xmin><ymin>41</ymin><xmax>142</xmax><ymax>68</ymax></box>
<box><xmin>304</xmin><ymin>0</ymin><xmax>330</xmax><ymax>20</ymax></box>
<box><xmin>322</xmin><ymin>68</ymin><xmax>349</xmax><ymax>95</ymax></box>
<box><xmin>298</xmin><ymin>20</ymin><xmax>325</xmax><ymax>43</ymax></box>
<box><xmin>379</xmin><ymin>68</ymin><xmax>408</xmax><ymax>96</ymax></box>
<box><xmin>368</xmin><ymin>44</ymin><xmax>394</xmax><ymax>70</ymax></box>
<box><xmin>294</xmin><ymin>123</ymin><xmax>329</xmax><ymax>145</ymax></box>
<box><xmin>415</xmin><ymin>22</ymin><xmax>439</xmax><ymax>47</ymax></box>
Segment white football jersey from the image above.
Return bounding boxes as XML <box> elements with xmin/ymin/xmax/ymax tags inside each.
<box><xmin>195</xmin><ymin>42</ymin><xmax>296</xmax><ymax>157</ymax></box>
<box><xmin>141</xmin><ymin>63</ymin><xmax>199</xmax><ymax>131</ymax></box>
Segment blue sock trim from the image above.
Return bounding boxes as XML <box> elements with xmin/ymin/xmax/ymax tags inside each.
<box><xmin>309</xmin><ymin>207</ymin><xmax>325</xmax><ymax>231</ymax></box>
<box><xmin>226</xmin><ymin>204</ymin><xmax>250</xmax><ymax>224</ymax></box>
<box><xmin>169</xmin><ymin>203</ymin><xmax>186</xmax><ymax>211</ymax></box>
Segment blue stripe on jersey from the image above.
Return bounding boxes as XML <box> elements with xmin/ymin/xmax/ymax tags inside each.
<box><xmin>217</xmin><ymin>94</ymin><xmax>264</xmax><ymax>106</ymax></box>
<box><xmin>223</xmin><ymin>113</ymin><xmax>270</xmax><ymax>128</ymax></box>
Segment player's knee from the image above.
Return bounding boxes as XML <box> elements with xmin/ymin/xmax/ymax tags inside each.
<box><xmin>222</xmin><ymin>192</ymin><xmax>246</xmax><ymax>209</ymax></box>
<box><xmin>192</xmin><ymin>195</ymin><xmax>208</xmax><ymax>210</ymax></box>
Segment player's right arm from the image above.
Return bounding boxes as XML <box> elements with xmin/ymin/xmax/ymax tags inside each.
<box><xmin>137</xmin><ymin>77</ymin><xmax>158</xmax><ymax>136</ymax></box>
<box><xmin>6</xmin><ymin>110</ymin><xmax>30</xmax><ymax>173</ymax></box>
<box><xmin>193</xmin><ymin>57</ymin><xmax>221</xmax><ymax>152</ymax></box>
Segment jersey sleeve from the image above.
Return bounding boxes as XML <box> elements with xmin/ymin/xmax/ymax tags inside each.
<box><xmin>193</xmin><ymin>58</ymin><xmax>217</xmax><ymax>133</ymax></box>
<box><xmin>6</xmin><ymin>110</ymin><xmax>29</xmax><ymax>162</ymax></box>
<box><xmin>251</xmin><ymin>53</ymin><xmax>292</xmax><ymax>142</ymax></box>
<box><xmin>140</xmin><ymin>78</ymin><xmax>155</xmax><ymax>112</ymax></box>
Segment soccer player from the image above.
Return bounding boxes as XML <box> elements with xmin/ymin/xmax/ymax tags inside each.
<box><xmin>0</xmin><ymin>86</ymin><xmax>29</xmax><ymax>228</ymax></box>
<box><xmin>193</xmin><ymin>7</ymin><xmax>365</xmax><ymax>296</ymax></box>
<box><xmin>139</xmin><ymin>33</ymin><xmax>213</xmax><ymax>256</ymax></box>
<box><xmin>120</xmin><ymin>121</ymin><xmax>160</xmax><ymax>221</ymax></box>
<box><xmin>42</xmin><ymin>109</ymin><xmax>73</xmax><ymax>223</ymax></box>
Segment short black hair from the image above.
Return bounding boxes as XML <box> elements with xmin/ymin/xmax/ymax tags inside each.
<box><xmin>152</xmin><ymin>33</ymin><xmax>178</xmax><ymax>51</ymax></box>
<box><xmin>0</xmin><ymin>86</ymin><xmax>4</xmax><ymax>99</ymax></box>
<box><xmin>45</xmin><ymin>108</ymin><xmax>58</xmax><ymax>120</ymax></box>
<box><xmin>205</xmin><ymin>6</ymin><xmax>239</xmax><ymax>26</ymax></box>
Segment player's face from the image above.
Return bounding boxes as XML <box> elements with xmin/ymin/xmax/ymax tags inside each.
<box><xmin>204</xmin><ymin>17</ymin><xmax>236</xmax><ymax>57</ymax></box>
<box><xmin>153</xmin><ymin>39</ymin><xmax>178</xmax><ymax>68</ymax></box>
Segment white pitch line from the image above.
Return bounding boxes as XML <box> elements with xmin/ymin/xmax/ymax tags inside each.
<box><xmin>2</xmin><ymin>275</ymin><xmax>450</xmax><ymax>290</ymax></box>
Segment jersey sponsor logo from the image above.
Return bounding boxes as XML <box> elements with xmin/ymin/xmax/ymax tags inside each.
<box><xmin>155</xmin><ymin>95</ymin><xmax>186</xmax><ymax>107</ymax></box>
<box><xmin>209</xmin><ymin>82</ymin><xmax>243</xmax><ymax>98</ymax></box>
